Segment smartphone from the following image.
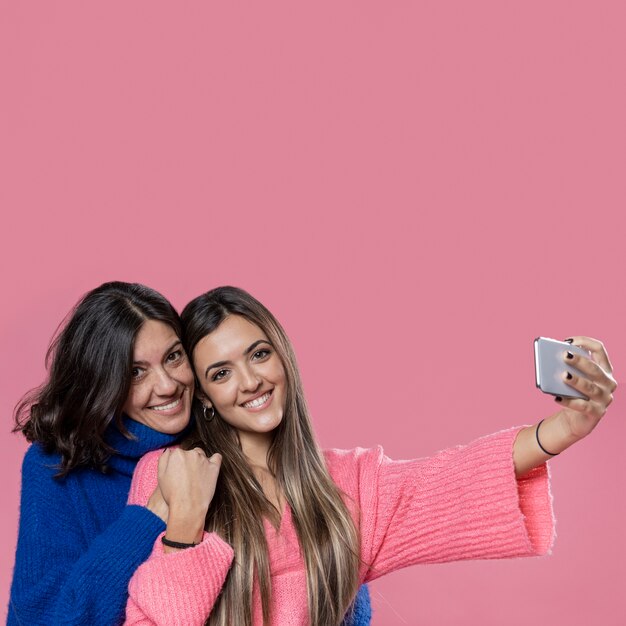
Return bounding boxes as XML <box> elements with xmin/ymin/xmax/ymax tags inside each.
<box><xmin>534</xmin><ymin>337</ymin><xmax>589</xmax><ymax>399</ymax></box>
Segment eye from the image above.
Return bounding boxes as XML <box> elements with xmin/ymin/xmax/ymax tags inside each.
<box><xmin>166</xmin><ymin>349</ymin><xmax>183</xmax><ymax>363</ymax></box>
<box><xmin>131</xmin><ymin>366</ymin><xmax>145</xmax><ymax>381</ymax></box>
<box><xmin>252</xmin><ymin>349</ymin><xmax>271</xmax><ymax>361</ymax></box>
<box><xmin>212</xmin><ymin>369</ymin><xmax>229</xmax><ymax>382</ymax></box>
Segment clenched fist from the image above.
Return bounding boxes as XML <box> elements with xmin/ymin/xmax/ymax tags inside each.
<box><xmin>157</xmin><ymin>447</ymin><xmax>222</xmax><ymax>549</ymax></box>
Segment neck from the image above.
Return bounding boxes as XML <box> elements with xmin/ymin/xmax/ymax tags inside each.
<box><xmin>105</xmin><ymin>415</ymin><xmax>192</xmax><ymax>476</ymax></box>
<box><xmin>238</xmin><ymin>431</ymin><xmax>273</xmax><ymax>469</ymax></box>
<box><xmin>237</xmin><ymin>431</ymin><xmax>287</xmax><ymax>517</ymax></box>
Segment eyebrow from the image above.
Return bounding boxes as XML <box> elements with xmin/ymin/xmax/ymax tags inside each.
<box><xmin>204</xmin><ymin>339</ymin><xmax>272</xmax><ymax>379</ymax></box>
<box><xmin>133</xmin><ymin>340</ymin><xmax>182</xmax><ymax>366</ymax></box>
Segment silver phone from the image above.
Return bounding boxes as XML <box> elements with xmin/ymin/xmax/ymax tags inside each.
<box><xmin>534</xmin><ymin>337</ymin><xmax>589</xmax><ymax>399</ymax></box>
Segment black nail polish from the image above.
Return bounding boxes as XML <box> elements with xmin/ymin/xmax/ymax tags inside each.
<box><xmin>555</xmin><ymin>396</ymin><xmax>563</xmax><ymax>402</ymax></box>
<box><xmin>565</xmin><ymin>372</ymin><xmax>572</xmax><ymax>380</ymax></box>
<box><xmin>564</xmin><ymin>338</ymin><xmax>574</xmax><ymax>344</ymax></box>
<box><xmin>566</xmin><ymin>351</ymin><xmax>574</xmax><ymax>359</ymax></box>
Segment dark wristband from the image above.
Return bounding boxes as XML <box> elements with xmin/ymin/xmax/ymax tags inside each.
<box><xmin>161</xmin><ymin>536</ymin><xmax>197</xmax><ymax>550</ymax></box>
<box><xmin>536</xmin><ymin>419</ymin><xmax>559</xmax><ymax>456</ymax></box>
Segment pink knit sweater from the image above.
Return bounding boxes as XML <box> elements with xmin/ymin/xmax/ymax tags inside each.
<box><xmin>124</xmin><ymin>428</ymin><xmax>554</xmax><ymax>625</ymax></box>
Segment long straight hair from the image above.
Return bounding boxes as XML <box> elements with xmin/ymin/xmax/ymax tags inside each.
<box><xmin>181</xmin><ymin>287</ymin><xmax>360</xmax><ymax>626</ymax></box>
<box><xmin>14</xmin><ymin>281</ymin><xmax>182</xmax><ymax>475</ymax></box>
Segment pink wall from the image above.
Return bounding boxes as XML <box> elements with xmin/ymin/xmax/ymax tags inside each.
<box><xmin>1</xmin><ymin>2</ymin><xmax>625</xmax><ymax>624</ymax></box>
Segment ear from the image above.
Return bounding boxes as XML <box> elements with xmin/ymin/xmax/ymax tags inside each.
<box><xmin>195</xmin><ymin>389</ymin><xmax>212</xmax><ymax>408</ymax></box>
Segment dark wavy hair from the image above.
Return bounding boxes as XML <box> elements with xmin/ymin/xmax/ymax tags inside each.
<box><xmin>14</xmin><ymin>281</ymin><xmax>182</xmax><ymax>476</ymax></box>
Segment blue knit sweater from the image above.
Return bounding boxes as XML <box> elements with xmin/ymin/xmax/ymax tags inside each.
<box><xmin>7</xmin><ymin>418</ymin><xmax>372</xmax><ymax>625</ymax></box>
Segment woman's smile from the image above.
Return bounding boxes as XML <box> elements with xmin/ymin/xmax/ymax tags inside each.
<box><xmin>241</xmin><ymin>389</ymin><xmax>274</xmax><ymax>411</ymax></box>
<box><xmin>148</xmin><ymin>394</ymin><xmax>185</xmax><ymax>414</ymax></box>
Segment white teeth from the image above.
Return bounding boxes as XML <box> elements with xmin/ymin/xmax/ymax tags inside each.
<box><xmin>243</xmin><ymin>392</ymin><xmax>271</xmax><ymax>409</ymax></box>
<box><xmin>150</xmin><ymin>399</ymin><xmax>181</xmax><ymax>412</ymax></box>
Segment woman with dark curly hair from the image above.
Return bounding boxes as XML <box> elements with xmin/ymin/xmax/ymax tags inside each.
<box><xmin>7</xmin><ymin>281</ymin><xmax>195</xmax><ymax>626</ymax></box>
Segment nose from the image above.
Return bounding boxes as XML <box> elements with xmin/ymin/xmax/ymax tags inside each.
<box><xmin>239</xmin><ymin>365</ymin><xmax>261</xmax><ymax>392</ymax></box>
<box><xmin>154</xmin><ymin>367</ymin><xmax>178</xmax><ymax>396</ymax></box>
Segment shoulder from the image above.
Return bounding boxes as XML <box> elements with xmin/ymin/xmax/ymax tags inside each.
<box><xmin>17</xmin><ymin>445</ymin><xmax>82</xmax><ymax>525</ymax></box>
<box><xmin>323</xmin><ymin>447</ymin><xmax>385</xmax><ymax>494</ymax></box>
<box><xmin>324</xmin><ymin>446</ymin><xmax>385</xmax><ymax>469</ymax></box>
<box><xmin>21</xmin><ymin>443</ymin><xmax>63</xmax><ymax>484</ymax></box>
<box><xmin>128</xmin><ymin>448</ymin><xmax>165</xmax><ymax>506</ymax></box>
<box><xmin>23</xmin><ymin>441</ymin><xmax>59</xmax><ymax>465</ymax></box>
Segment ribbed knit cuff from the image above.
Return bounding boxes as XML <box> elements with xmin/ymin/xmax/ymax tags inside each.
<box><xmin>441</xmin><ymin>426</ymin><xmax>555</xmax><ymax>558</ymax></box>
<box><xmin>127</xmin><ymin>531</ymin><xmax>234</xmax><ymax>625</ymax></box>
<box><xmin>516</xmin><ymin>459</ymin><xmax>555</xmax><ymax>555</ymax></box>
<box><xmin>120</xmin><ymin>505</ymin><xmax>167</xmax><ymax>546</ymax></box>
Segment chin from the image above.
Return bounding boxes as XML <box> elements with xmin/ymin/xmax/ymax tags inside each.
<box><xmin>261</xmin><ymin>412</ymin><xmax>283</xmax><ymax>431</ymax></box>
<box><xmin>155</xmin><ymin>413</ymin><xmax>191</xmax><ymax>434</ymax></box>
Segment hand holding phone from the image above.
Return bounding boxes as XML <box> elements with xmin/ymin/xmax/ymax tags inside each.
<box><xmin>534</xmin><ymin>337</ymin><xmax>590</xmax><ymax>400</ymax></box>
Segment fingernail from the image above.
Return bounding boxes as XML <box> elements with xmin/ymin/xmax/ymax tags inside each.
<box><xmin>565</xmin><ymin>372</ymin><xmax>572</xmax><ymax>380</ymax></box>
<box><xmin>564</xmin><ymin>338</ymin><xmax>574</xmax><ymax>344</ymax></box>
<box><xmin>555</xmin><ymin>396</ymin><xmax>563</xmax><ymax>402</ymax></box>
<box><xmin>566</xmin><ymin>351</ymin><xmax>574</xmax><ymax>359</ymax></box>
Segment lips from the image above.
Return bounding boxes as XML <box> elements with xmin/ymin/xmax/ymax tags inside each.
<box><xmin>149</xmin><ymin>398</ymin><xmax>181</xmax><ymax>412</ymax></box>
<box><xmin>241</xmin><ymin>389</ymin><xmax>273</xmax><ymax>409</ymax></box>
<box><xmin>148</xmin><ymin>389</ymin><xmax>187</xmax><ymax>413</ymax></box>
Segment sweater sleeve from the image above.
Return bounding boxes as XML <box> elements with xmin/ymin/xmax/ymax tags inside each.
<box><xmin>329</xmin><ymin>427</ymin><xmax>555</xmax><ymax>583</ymax></box>
<box><xmin>123</xmin><ymin>451</ymin><xmax>235</xmax><ymax>626</ymax></box>
<box><xmin>124</xmin><ymin>532</ymin><xmax>235</xmax><ymax>626</ymax></box>
<box><xmin>8</xmin><ymin>446</ymin><xmax>166</xmax><ymax>626</ymax></box>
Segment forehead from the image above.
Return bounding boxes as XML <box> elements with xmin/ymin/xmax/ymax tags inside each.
<box><xmin>133</xmin><ymin>320</ymin><xmax>179</xmax><ymax>360</ymax></box>
<box><xmin>193</xmin><ymin>315</ymin><xmax>267</xmax><ymax>363</ymax></box>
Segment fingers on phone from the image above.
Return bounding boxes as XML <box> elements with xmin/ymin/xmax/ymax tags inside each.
<box><xmin>562</xmin><ymin>371</ymin><xmax>614</xmax><ymax>408</ymax></box>
<box><xmin>565</xmin><ymin>336</ymin><xmax>614</xmax><ymax>374</ymax></box>
<box><xmin>563</xmin><ymin>348</ymin><xmax>617</xmax><ymax>395</ymax></box>
<box><xmin>563</xmin><ymin>371</ymin><xmax>596</xmax><ymax>397</ymax></box>
<box><xmin>564</xmin><ymin>350</ymin><xmax>603</xmax><ymax>379</ymax></box>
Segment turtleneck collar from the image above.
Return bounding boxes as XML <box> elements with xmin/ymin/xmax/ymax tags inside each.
<box><xmin>104</xmin><ymin>415</ymin><xmax>193</xmax><ymax>477</ymax></box>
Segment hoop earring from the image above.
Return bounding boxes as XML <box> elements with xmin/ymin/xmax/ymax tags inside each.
<box><xmin>203</xmin><ymin>404</ymin><xmax>215</xmax><ymax>422</ymax></box>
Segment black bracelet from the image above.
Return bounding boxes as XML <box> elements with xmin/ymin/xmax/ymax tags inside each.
<box><xmin>536</xmin><ymin>419</ymin><xmax>559</xmax><ymax>456</ymax></box>
<box><xmin>161</xmin><ymin>536</ymin><xmax>197</xmax><ymax>550</ymax></box>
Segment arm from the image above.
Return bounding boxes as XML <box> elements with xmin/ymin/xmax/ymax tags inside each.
<box><xmin>327</xmin><ymin>430</ymin><xmax>555</xmax><ymax>584</ymax></box>
<box><xmin>513</xmin><ymin>336</ymin><xmax>617</xmax><ymax>476</ymax></box>
<box><xmin>124</xmin><ymin>532</ymin><xmax>235</xmax><ymax>626</ymax></box>
<box><xmin>8</xmin><ymin>447</ymin><xmax>165</xmax><ymax>626</ymax></box>
<box><xmin>123</xmin><ymin>449</ymin><xmax>234</xmax><ymax>626</ymax></box>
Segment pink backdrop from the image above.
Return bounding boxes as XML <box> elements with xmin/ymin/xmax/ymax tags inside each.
<box><xmin>1</xmin><ymin>2</ymin><xmax>625</xmax><ymax>624</ymax></box>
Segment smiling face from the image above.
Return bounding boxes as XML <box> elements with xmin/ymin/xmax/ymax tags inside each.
<box><xmin>122</xmin><ymin>320</ymin><xmax>194</xmax><ymax>434</ymax></box>
<box><xmin>192</xmin><ymin>314</ymin><xmax>287</xmax><ymax>452</ymax></box>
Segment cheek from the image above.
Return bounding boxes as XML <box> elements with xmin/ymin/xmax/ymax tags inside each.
<box><xmin>267</xmin><ymin>363</ymin><xmax>287</xmax><ymax>405</ymax></box>
<box><xmin>123</xmin><ymin>386</ymin><xmax>146</xmax><ymax>414</ymax></box>
<box><xmin>204</xmin><ymin>381</ymin><xmax>237</xmax><ymax>412</ymax></box>
<box><xmin>271</xmin><ymin>362</ymin><xmax>287</xmax><ymax>386</ymax></box>
<box><xmin>180</xmin><ymin>361</ymin><xmax>195</xmax><ymax>386</ymax></box>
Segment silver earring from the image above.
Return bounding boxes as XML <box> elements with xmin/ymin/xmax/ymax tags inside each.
<box><xmin>203</xmin><ymin>404</ymin><xmax>215</xmax><ymax>422</ymax></box>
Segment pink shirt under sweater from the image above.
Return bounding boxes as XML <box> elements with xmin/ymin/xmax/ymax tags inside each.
<box><xmin>124</xmin><ymin>428</ymin><xmax>555</xmax><ymax>625</ymax></box>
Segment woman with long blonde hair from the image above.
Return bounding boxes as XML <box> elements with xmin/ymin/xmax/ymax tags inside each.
<box><xmin>123</xmin><ymin>286</ymin><xmax>616</xmax><ymax>626</ymax></box>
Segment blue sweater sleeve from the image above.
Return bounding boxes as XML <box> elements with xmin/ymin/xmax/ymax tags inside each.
<box><xmin>7</xmin><ymin>449</ymin><xmax>165</xmax><ymax>626</ymax></box>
